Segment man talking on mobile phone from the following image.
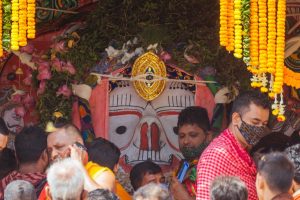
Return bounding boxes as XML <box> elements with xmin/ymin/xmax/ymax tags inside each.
<box><xmin>170</xmin><ymin>106</ymin><xmax>212</xmax><ymax>200</ymax></box>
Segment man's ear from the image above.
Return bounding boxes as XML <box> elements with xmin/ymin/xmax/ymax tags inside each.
<box><xmin>256</xmin><ymin>173</ymin><xmax>265</xmax><ymax>190</ymax></box>
<box><xmin>81</xmin><ymin>190</ymin><xmax>88</xmax><ymax>200</ymax></box>
<box><xmin>231</xmin><ymin>112</ymin><xmax>241</xmax><ymax>126</ymax></box>
<box><xmin>113</xmin><ymin>163</ymin><xmax>119</xmax><ymax>174</ymax></box>
<box><xmin>41</xmin><ymin>149</ymin><xmax>49</xmax><ymax>162</ymax></box>
<box><xmin>206</xmin><ymin>131</ymin><xmax>213</xmax><ymax>142</ymax></box>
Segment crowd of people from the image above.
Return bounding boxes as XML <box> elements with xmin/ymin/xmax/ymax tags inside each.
<box><xmin>0</xmin><ymin>90</ymin><xmax>299</xmax><ymax>200</ymax></box>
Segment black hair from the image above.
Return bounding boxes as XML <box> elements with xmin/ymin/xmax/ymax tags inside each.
<box><xmin>0</xmin><ymin>148</ymin><xmax>17</xmax><ymax>179</ymax></box>
<box><xmin>285</xmin><ymin>144</ymin><xmax>300</xmax><ymax>184</ymax></box>
<box><xmin>130</xmin><ymin>160</ymin><xmax>162</xmax><ymax>191</ymax></box>
<box><xmin>210</xmin><ymin>176</ymin><xmax>248</xmax><ymax>200</ymax></box>
<box><xmin>15</xmin><ymin>126</ymin><xmax>47</xmax><ymax>164</ymax></box>
<box><xmin>250</xmin><ymin>132</ymin><xmax>292</xmax><ymax>157</ymax></box>
<box><xmin>177</xmin><ymin>106</ymin><xmax>210</xmax><ymax>132</ymax></box>
<box><xmin>87</xmin><ymin>137</ymin><xmax>121</xmax><ymax>171</ymax></box>
<box><xmin>257</xmin><ymin>152</ymin><xmax>294</xmax><ymax>193</ymax></box>
<box><xmin>231</xmin><ymin>90</ymin><xmax>270</xmax><ymax>117</ymax></box>
<box><xmin>0</xmin><ymin>117</ymin><xmax>9</xmax><ymax>136</ymax></box>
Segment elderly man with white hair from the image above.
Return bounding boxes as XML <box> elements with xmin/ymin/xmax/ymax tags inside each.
<box><xmin>46</xmin><ymin>158</ymin><xmax>86</xmax><ymax>200</ymax></box>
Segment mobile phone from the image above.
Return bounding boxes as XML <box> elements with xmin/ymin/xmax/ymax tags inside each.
<box><xmin>74</xmin><ymin>142</ymin><xmax>87</xmax><ymax>151</ymax></box>
<box><xmin>176</xmin><ymin>161</ymin><xmax>190</xmax><ymax>183</ymax></box>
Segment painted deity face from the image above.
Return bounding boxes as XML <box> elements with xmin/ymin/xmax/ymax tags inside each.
<box><xmin>2</xmin><ymin>107</ymin><xmax>24</xmax><ymax>134</ymax></box>
<box><xmin>109</xmin><ymin>81</ymin><xmax>195</xmax><ymax>172</ymax></box>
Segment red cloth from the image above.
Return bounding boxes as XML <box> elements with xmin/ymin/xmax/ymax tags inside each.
<box><xmin>89</xmin><ymin>78</ymin><xmax>109</xmax><ymax>139</ymax></box>
<box><xmin>196</xmin><ymin>129</ymin><xmax>257</xmax><ymax>200</ymax></box>
<box><xmin>0</xmin><ymin>170</ymin><xmax>46</xmax><ymax>200</ymax></box>
<box><xmin>194</xmin><ymin>76</ymin><xmax>215</xmax><ymax>121</ymax></box>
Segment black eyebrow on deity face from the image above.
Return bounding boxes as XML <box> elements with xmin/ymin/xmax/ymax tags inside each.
<box><xmin>152</xmin><ymin>95</ymin><xmax>194</xmax><ymax>113</ymax></box>
<box><xmin>110</xmin><ymin>93</ymin><xmax>132</xmax><ymax>107</ymax></box>
<box><xmin>109</xmin><ymin>93</ymin><xmax>147</xmax><ymax>112</ymax></box>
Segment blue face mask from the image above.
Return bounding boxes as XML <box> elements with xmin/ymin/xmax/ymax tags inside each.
<box><xmin>238</xmin><ymin>119</ymin><xmax>269</xmax><ymax>146</ymax></box>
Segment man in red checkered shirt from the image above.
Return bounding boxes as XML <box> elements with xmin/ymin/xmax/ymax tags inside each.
<box><xmin>196</xmin><ymin>91</ymin><xmax>271</xmax><ymax>200</ymax></box>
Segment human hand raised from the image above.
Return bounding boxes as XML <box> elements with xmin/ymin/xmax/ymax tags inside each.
<box><xmin>170</xmin><ymin>176</ymin><xmax>194</xmax><ymax>200</ymax></box>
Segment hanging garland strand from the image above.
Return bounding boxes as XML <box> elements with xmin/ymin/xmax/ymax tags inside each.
<box><xmin>220</xmin><ymin>0</ymin><xmax>228</xmax><ymax>47</ymax></box>
<box><xmin>258</xmin><ymin>0</ymin><xmax>268</xmax><ymax>92</ymax></box>
<box><xmin>226</xmin><ymin>0</ymin><xmax>235</xmax><ymax>52</ymax></box>
<box><xmin>219</xmin><ymin>0</ymin><xmax>287</xmax><ymax>120</ymax></box>
<box><xmin>19</xmin><ymin>0</ymin><xmax>27</xmax><ymax>46</ymax></box>
<box><xmin>11</xmin><ymin>0</ymin><xmax>19</xmax><ymax>51</ymax></box>
<box><xmin>267</xmin><ymin>0</ymin><xmax>276</xmax><ymax>74</ymax></box>
<box><xmin>249</xmin><ymin>0</ymin><xmax>259</xmax><ymax>70</ymax></box>
<box><xmin>273</xmin><ymin>0</ymin><xmax>286</xmax><ymax>121</ymax></box>
<box><xmin>267</xmin><ymin>0</ymin><xmax>276</xmax><ymax>98</ymax></box>
<box><xmin>241</xmin><ymin>0</ymin><xmax>250</xmax><ymax>65</ymax></box>
<box><xmin>233</xmin><ymin>0</ymin><xmax>243</xmax><ymax>58</ymax></box>
<box><xmin>27</xmin><ymin>0</ymin><xmax>35</xmax><ymax>39</ymax></box>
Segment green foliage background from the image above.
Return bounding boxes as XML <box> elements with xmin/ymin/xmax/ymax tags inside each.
<box><xmin>64</xmin><ymin>0</ymin><xmax>250</xmax><ymax>86</ymax></box>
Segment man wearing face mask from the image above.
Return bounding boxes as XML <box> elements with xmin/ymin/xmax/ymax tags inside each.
<box><xmin>170</xmin><ymin>106</ymin><xmax>212</xmax><ymax>200</ymax></box>
<box><xmin>196</xmin><ymin>90</ymin><xmax>270</xmax><ymax>200</ymax></box>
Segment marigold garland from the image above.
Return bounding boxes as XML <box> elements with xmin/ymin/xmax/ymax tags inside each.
<box><xmin>267</xmin><ymin>0</ymin><xmax>276</xmax><ymax>74</ymax></box>
<box><xmin>219</xmin><ymin>0</ymin><xmax>288</xmax><ymax>121</ymax></box>
<box><xmin>283</xmin><ymin>66</ymin><xmax>300</xmax><ymax>89</ymax></box>
<box><xmin>226</xmin><ymin>0</ymin><xmax>235</xmax><ymax>52</ymax></box>
<box><xmin>233</xmin><ymin>0</ymin><xmax>242</xmax><ymax>58</ymax></box>
<box><xmin>249</xmin><ymin>0</ymin><xmax>259</xmax><ymax>71</ymax></box>
<box><xmin>19</xmin><ymin>0</ymin><xmax>27</xmax><ymax>46</ymax></box>
<box><xmin>27</xmin><ymin>0</ymin><xmax>35</xmax><ymax>39</ymax></box>
<box><xmin>0</xmin><ymin>0</ymin><xmax>36</xmax><ymax>55</ymax></box>
<box><xmin>273</xmin><ymin>0</ymin><xmax>286</xmax><ymax>95</ymax></box>
<box><xmin>11</xmin><ymin>0</ymin><xmax>19</xmax><ymax>51</ymax></box>
<box><xmin>258</xmin><ymin>0</ymin><xmax>267</xmax><ymax>74</ymax></box>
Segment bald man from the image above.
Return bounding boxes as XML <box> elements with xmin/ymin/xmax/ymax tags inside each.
<box><xmin>39</xmin><ymin>124</ymin><xmax>100</xmax><ymax>200</ymax></box>
<box><xmin>47</xmin><ymin>124</ymin><xmax>84</xmax><ymax>163</ymax></box>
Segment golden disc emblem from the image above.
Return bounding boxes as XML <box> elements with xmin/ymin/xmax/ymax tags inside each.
<box><xmin>132</xmin><ymin>52</ymin><xmax>167</xmax><ymax>101</ymax></box>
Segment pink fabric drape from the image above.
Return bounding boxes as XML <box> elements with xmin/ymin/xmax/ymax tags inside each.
<box><xmin>194</xmin><ymin>76</ymin><xmax>216</xmax><ymax>121</ymax></box>
<box><xmin>89</xmin><ymin>78</ymin><xmax>109</xmax><ymax>139</ymax></box>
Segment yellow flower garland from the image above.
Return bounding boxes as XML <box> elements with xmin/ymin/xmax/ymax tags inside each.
<box><xmin>27</xmin><ymin>0</ymin><xmax>36</xmax><ymax>39</ymax></box>
<box><xmin>249</xmin><ymin>0</ymin><xmax>259</xmax><ymax>71</ymax></box>
<box><xmin>220</xmin><ymin>0</ymin><xmax>228</xmax><ymax>47</ymax></box>
<box><xmin>218</xmin><ymin>0</ymin><xmax>287</xmax><ymax>121</ymax></box>
<box><xmin>284</xmin><ymin>66</ymin><xmax>300</xmax><ymax>89</ymax></box>
<box><xmin>233</xmin><ymin>0</ymin><xmax>242</xmax><ymax>58</ymax></box>
<box><xmin>226</xmin><ymin>0</ymin><xmax>234</xmax><ymax>52</ymax></box>
<box><xmin>267</xmin><ymin>0</ymin><xmax>276</xmax><ymax>74</ymax></box>
<box><xmin>273</xmin><ymin>0</ymin><xmax>286</xmax><ymax>95</ymax></box>
<box><xmin>0</xmin><ymin>0</ymin><xmax>3</xmax><ymax>57</ymax></box>
<box><xmin>19</xmin><ymin>0</ymin><xmax>27</xmax><ymax>47</ymax></box>
<box><xmin>258</xmin><ymin>0</ymin><xmax>267</xmax><ymax>74</ymax></box>
<box><xmin>11</xmin><ymin>0</ymin><xmax>19</xmax><ymax>51</ymax></box>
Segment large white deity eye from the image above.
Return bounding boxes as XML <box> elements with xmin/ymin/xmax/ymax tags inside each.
<box><xmin>109</xmin><ymin>111</ymin><xmax>141</xmax><ymax>150</ymax></box>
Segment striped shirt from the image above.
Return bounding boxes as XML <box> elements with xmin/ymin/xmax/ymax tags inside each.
<box><xmin>0</xmin><ymin>170</ymin><xmax>45</xmax><ymax>200</ymax></box>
